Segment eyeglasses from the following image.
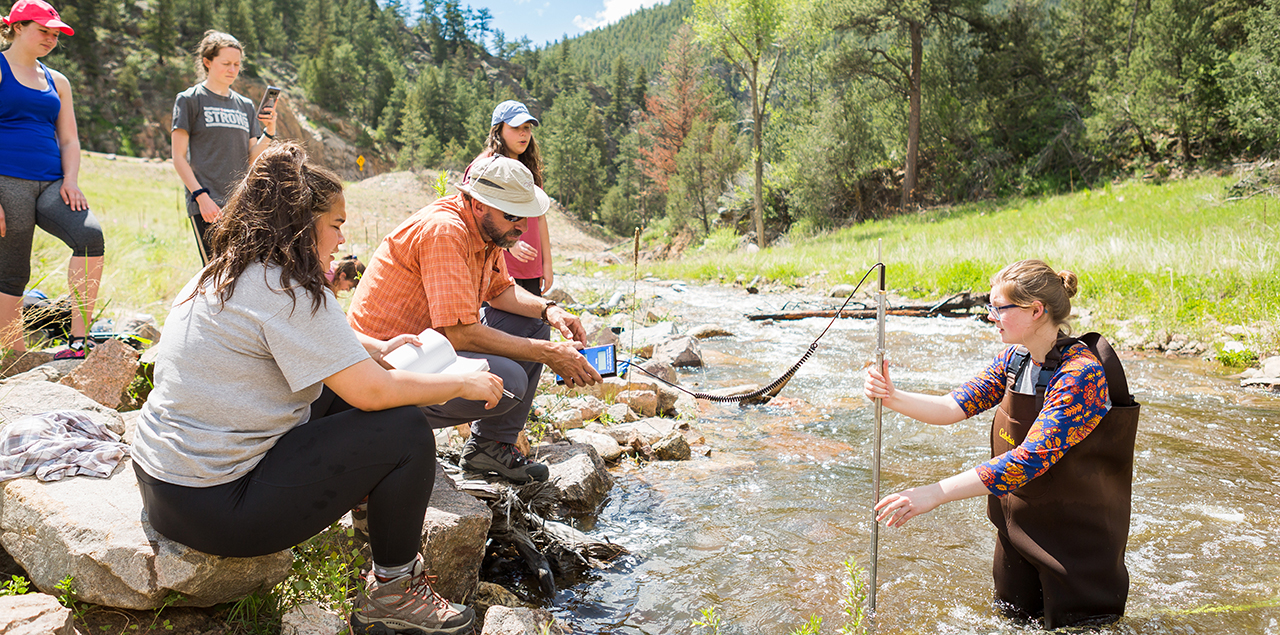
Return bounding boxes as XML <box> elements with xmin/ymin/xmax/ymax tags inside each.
<box><xmin>501</xmin><ymin>212</ymin><xmax>522</xmax><ymax>223</ymax></box>
<box><xmin>986</xmin><ymin>303</ymin><xmax>1021</xmax><ymax>321</ymax></box>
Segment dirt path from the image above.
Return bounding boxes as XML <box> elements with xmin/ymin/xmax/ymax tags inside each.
<box><xmin>343</xmin><ymin>170</ymin><xmax>615</xmax><ymax>260</ymax></box>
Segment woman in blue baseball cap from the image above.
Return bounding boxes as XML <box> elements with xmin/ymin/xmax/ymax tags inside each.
<box><xmin>474</xmin><ymin>100</ymin><xmax>554</xmax><ymax>296</ymax></box>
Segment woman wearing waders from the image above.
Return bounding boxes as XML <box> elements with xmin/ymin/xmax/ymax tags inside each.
<box><xmin>865</xmin><ymin>259</ymin><xmax>1139</xmax><ymax>628</ymax></box>
<box><xmin>171</xmin><ymin>30</ymin><xmax>276</xmax><ymax>264</ymax></box>
<box><xmin>0</xmin><ymin>0</ymin><xmax>105</xmax><ymax>361</ymax></box>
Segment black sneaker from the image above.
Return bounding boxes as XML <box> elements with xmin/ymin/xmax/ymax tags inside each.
<box><xmin>460</xmin><ymin>436</ymin><xmax>550</xmax><ymax>484</ymax></box>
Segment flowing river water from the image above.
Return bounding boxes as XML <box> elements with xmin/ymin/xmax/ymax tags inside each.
<box><xmin>532</xmin><ymin>276</ymin><xmax>1280</xmax><ymax>635</ymax></box>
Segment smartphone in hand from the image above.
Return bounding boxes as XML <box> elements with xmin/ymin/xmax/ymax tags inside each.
<box><xmin>257</xmin><ymin>86</ymin><xmax>282</xmax><ymax>117</ymax></box>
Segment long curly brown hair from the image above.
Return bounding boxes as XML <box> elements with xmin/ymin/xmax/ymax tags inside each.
<box><xmin>192</xmin><ymin>142</ymin><xmax>342</xmax><ymax>315</ymax></box>
<box><xmin>484</xmin><ymin>123</ymin><xmax>544</xmax><ymax>187</ymax></box>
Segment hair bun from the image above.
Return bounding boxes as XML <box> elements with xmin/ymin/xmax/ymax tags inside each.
<box><xmin>1059</xmin><ymin>270</ymin><xmax>1079</xmax><ymax>299</ymax></box>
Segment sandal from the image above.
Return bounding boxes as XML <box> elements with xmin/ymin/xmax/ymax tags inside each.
<box><xmin>53</xmin><ymin>336</ymin><xmax>93</xmax><ymax>360</ymax></box>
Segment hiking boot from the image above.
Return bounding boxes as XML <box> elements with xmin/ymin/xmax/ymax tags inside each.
<box><xmin>460</xmin><ymin>436</ymin><xmax>549</xmax><ymax>484</ymax></box>
<box><xmin>350</xmin><ymin>556</ymin><xmax>474</xmax><ymax>635</ymax></box>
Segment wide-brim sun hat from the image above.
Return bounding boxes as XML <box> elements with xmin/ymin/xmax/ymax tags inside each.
<box><xmin>491</xmin><ymin>100</ymin><xmax>539</xmax><ymax>128</ymax></box>
<box><xmin>459</xmin><ymin>155</ymin><xmax>549</xmax><ymax>218</ymax></box>
<box><xmin>4</xmin><ymin>0</ymin><xmax>74</xmax><ymax>35</ymax></box>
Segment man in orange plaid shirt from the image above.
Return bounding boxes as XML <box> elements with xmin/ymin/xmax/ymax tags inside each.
<box><xmin>348</xmin><ymin>155</ymin><xmax>601</xmax><ymax>483</ymax></box>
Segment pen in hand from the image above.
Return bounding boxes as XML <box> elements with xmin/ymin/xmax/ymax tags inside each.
<box><xmin>502</xmin><ymin>389</ymin><xmax>521</xmax><ymax>403</ymax></box>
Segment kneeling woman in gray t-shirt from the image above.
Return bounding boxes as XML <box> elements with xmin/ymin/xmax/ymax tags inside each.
<box><xmin>133</xmin><ymin>142</ymin><xmax>494</xmax><ymax>635</ymax></box>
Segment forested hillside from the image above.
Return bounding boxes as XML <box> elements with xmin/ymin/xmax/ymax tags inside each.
<box><xmin>554</xmin><ymin>0</ymin><xmax>694</xmax><ymax>86</ymax></box>
<box><xmin>24</xmin><ymin>0</ymin><xmax>1280</xmax><ymax>247</ymax></box>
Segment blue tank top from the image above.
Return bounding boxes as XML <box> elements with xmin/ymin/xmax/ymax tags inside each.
<box><xmin>0</xmin><ymin>54</ymin><xmax>64</xmax><ymax>181</ymax></box>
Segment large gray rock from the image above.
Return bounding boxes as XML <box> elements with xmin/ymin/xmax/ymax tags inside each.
<box><xmin>0</xmin><ymin>593</ymin><xmax>73</xmax><ymax>635</ymax></box>
<box><xmin>58</xmin><ymin>338</ymin><xmax>140</xmax><ymax>410</ymax></box>
<box><xmin>0</xmin><ymin>380</ymin><xmax>124</xmax><ymax>435</ymax></box>
<box><xmin>652</xmin><ymin>335</ymin><xmax>703</xmax><ymax>368</ymax></box>
<box><xmin>420</xmin><ymin>463</ymin><xmax>493</xmax><ymax>603</ymax></box>
<box><xmin>535</xmin><ymin>443</ymin><xmax>612</xmax><ymax>513</ymax></box>
<box><xmin>0</xmin><ymin>463</ymin><xmax>291</xmax><ymax>609</ymax></box>
<box><xmin>481</xmin><ymin>605</ymin><xmax>564</xmax><ymax>635</ymax></box>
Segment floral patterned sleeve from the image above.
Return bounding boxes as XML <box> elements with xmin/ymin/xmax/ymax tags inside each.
<box><xmin>972</xmin><ymin>343</ymin><xmax>1110</xmax><ymax>496</ymax></box>
<box><xmin>949</xmin><ymin>347</ymin><xmax>1017</xmax><ymax>418</ymax></box>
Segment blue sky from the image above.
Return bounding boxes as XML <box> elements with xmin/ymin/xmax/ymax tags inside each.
<box><xmin>480</xmin><ymin>0</ymin><xmax>669</xmax><ymax>47</ymax></box>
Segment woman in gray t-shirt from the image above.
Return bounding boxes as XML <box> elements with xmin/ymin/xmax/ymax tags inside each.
<box><xmin>170</xmin><ymin>30</ymin><xmax>276</xmax><ymax>264</ymax></box>
<box><xmin>135</xmin><ymin>143</ymin><xmax>499</xmax><ymax>635</ymax></box>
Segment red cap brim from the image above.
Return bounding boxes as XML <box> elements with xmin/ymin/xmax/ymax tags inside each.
<box><xmin>43</xmin><ymin>18</ymin><xmax>74</xmax><ymax>35</ymax></box>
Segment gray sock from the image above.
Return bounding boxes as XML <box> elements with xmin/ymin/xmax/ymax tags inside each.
<box><xmin>373</xmin><ymin>559</ymin><xmax>415</xmax><ymax>582</ymax></box>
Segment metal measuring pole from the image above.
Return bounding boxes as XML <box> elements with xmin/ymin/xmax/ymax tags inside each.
<box><xmin>869</xmin><ymin>239</ymin><xmax>886</xmax><ymax>618</ymax></box>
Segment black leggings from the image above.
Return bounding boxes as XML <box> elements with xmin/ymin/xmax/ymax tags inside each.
<box><xmin>0</xmin><ymin>175</ymin><xmax>105</xmax><ymax>296</ymax></box>
<box><xmin>134</xmin><ymin>391</ymin><xmax>435</xmax><ymax>566</ymax></box>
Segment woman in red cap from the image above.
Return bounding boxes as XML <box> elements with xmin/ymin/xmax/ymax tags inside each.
<box><xmin>0</xmin><ymin>0</ymin><xmax>105</xmax><ymax>362</ymax></box>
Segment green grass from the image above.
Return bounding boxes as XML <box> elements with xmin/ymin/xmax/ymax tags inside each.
<box><xmin>632</xmin><ymin>176</ymin><xmax>1280</xmax><ymax>354</ymax></box>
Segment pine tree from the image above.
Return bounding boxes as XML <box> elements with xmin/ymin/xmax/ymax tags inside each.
<box><xmin>609</xmin><ymin>56</ymin><xmax>632</xmax><ymax>128</ymax></box>
<box><xmin>542</xmin><ymin>89</ymin><xmax>606</xmax><ymax>220</ymax></box>
<box><xmin>632</xmin><ymin>66</ymin><xmax>649</xmax><ymax>111</ymax></box>
<box><xmin>147</xmin><ymin>0</ymin><xmax>175</xmax><ymax>64</ymax></box>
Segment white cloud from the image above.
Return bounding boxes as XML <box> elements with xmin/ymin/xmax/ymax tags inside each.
<box><xmin>572</xmin><ymin>0</ymin><xmax>666</xmax><ymax>31</ymax></box>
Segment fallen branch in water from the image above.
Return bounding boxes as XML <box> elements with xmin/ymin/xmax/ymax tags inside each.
<box><xmin>748</xmin><ymin>292</ymin><xmax>989</xmax><ymax>321</ymax></box>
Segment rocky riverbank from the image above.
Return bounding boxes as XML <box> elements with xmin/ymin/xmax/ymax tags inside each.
<box><xmin>0</xmin><ymin>305</ymin><xmax>733</xmax><ymax>634</ymax></box>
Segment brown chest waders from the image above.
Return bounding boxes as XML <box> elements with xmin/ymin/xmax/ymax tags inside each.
<box><xmin>987</xmin><ymin>333</ymin><xmax>1140</xmax><ymax>628</ymax></box>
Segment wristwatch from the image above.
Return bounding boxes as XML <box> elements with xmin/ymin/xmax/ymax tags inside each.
<box><xmin>540</xmin><ymin>301</ymin><xmax>557</xmax><ymax>324</ymax></box>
